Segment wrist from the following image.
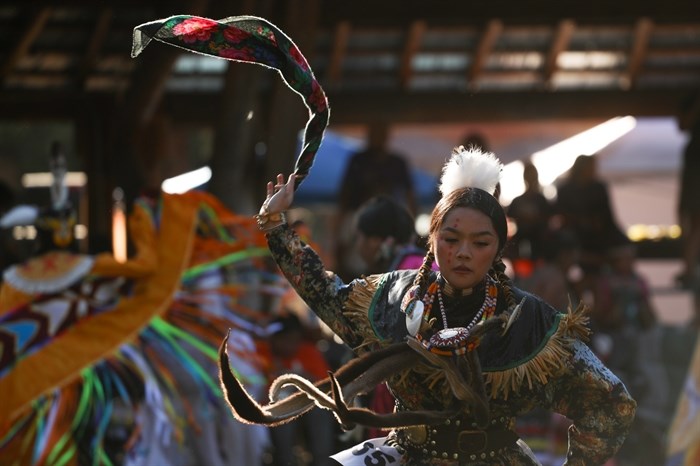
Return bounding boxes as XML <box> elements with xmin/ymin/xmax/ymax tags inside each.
<box><xmin>255</xmin><ymin>211</ymin><xmax>287</xmax><ymax>231</ymax></box>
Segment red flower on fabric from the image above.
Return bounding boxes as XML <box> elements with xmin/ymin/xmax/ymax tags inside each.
<box><xmin>219</xmin><ymin>46</ymin><xmax>252</xmax><ymax>60</ymax></box>
<box><xmin>223</xmin><ymin>26</ymin><xmax>252</xmax><ymax>44</ymax></box>
<box><xmin>289</xmin><ymin>45</ymin><xmax>309</xmax><ymax>71</ymax></box>
<box><xmin>308</xmin><ymin>80</ymin><xmax>328</xmax><ymax>111</ymax></box>
<box><xmin>173</xmin><ymin>17</ymin><xmax>219</xmax><ymax>43</ymax></box>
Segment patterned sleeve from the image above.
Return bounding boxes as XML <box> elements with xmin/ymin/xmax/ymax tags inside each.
<box><xmin>265</xmin><ymin>224</ymin><xmax>366</xmax><ymax>348</ymax></box>
<box><xmin>543</xmin><ymin>339</ymin><xmax>636</xmax><ymax>466</ymax></box>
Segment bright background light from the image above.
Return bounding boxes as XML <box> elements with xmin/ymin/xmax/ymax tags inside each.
<box><xmin>161</xmin><ymin>166</ymin><xmax>212</xmax><ymax>194</ymax></box>
<box><xmin>21</xmin><ymin>171</ymin><xmax>87</xmax><ymax>188</ymax></box>
<box><xmin>112</xmin><ymin>187</ymin><xmax>127</xmax><ymax>263</ymax></box>
<box><xmin>499</xmin><ymin>116</ymin><xmax>637</xmax><ymax>205</ymax></box>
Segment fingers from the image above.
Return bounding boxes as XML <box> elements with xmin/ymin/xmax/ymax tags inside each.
<box><xmin>260</xmin><ymin>172</ymin><xmax>298</xmax><ymax>216</ymax></box>
<box><xmin>270</xmin><ymin>173</ymin><xmax>296</xmax><ymax>191</ymax></box>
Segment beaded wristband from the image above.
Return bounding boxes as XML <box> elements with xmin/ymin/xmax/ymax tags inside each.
<box><xmin>255</xmin><ymin>211</ymin><xmax>287</xmax><ymax>231</ymax></box>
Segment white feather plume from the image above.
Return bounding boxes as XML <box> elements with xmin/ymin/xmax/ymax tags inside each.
<box><xmin>439</xmin><ymin>146</ymin><xmax>503</xmax><ymax>196</ymax></box>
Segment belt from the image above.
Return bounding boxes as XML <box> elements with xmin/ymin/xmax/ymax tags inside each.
<box><xmin>397</xmin><ymin>423</ymin><xmax>519</xmax><ymax>461</ymax></box>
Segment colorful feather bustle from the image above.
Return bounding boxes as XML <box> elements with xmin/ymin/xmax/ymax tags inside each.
<box><xmin>0</xmin><ymin>191</ymin><xmax>286</xmax><ymax>465</ymax></box>
<box><xmin>0</xmin><ymin>14</ymin><xmax>325</xmax><ymax>465</ymax></box>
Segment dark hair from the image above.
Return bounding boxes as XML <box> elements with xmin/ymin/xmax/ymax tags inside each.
<box><xmin>356</xmin><ymin>196</ymin><xmax>415</xmax><ymax>244</ymax></box>
<box><xmin>461</xmin><ymin>132</ymin><xmax>490</xmax><ymax>152</ymax></box>
<box><xmin>569</xmin><ymin>154</ymin><xmax>596</xmax><ymax>181</ymax></box>
<box><xmin>428</xmin><ymin>188</ymin><xmax>507</xmax><ymax>252</ymax></box>
<box><xmin>522</xmin><ymin>161</ymin><xmax>540</xmax><ymax>190</ymax></box>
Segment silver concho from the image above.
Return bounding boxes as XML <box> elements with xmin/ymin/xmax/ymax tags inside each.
<box><xmin>405</xmin><ymin>299</ymin><xmax>424</xmax><ymax>336</ymax></box>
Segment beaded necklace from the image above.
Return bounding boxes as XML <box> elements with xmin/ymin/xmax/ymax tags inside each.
<box><xmin>416</xmin><ymin>274</ymin><xmax>499</xmax><ymax>356</ymax></box>
<box><xmin>424</xmin><ymin>274</ymin><xmax>498</xmax><ymax>330</ymax></box>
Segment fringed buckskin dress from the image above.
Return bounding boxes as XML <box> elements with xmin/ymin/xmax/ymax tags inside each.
<box><xmin>266</xmin><ymin>224</ymin><xmax>636</xmax><ymax>466</ymax></box>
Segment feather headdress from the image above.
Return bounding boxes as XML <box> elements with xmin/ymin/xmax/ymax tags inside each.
<box><xmin>439</xmin><ymin>146</ymin><xmax>503</xmax><ymax>197</ymax></box>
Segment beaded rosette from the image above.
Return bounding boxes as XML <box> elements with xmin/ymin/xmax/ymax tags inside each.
<box><xmin>418</xmin><ymin>327</ymin><xmax>473</xmax><ymax>356</ymax></box>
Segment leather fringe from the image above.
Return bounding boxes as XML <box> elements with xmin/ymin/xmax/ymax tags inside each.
<box><xmin>343</xmin><ymin>277</ymin><xmax>592</xmax><ymax>404</ymax></box>
<box><xmin>484</xmin><ymin>301</ymin><xmax>591</xmax><ymax>400</ymax></box>
<box><xmin>343</xmin><ymin>274</ymin><xmax>385</xmax><ymax>351</ymax></box>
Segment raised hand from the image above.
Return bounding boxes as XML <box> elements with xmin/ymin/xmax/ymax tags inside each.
<box><xmin>260</xmin><ymin>173</ymin><xmax>296</xmax><ymax>216</ymax></box>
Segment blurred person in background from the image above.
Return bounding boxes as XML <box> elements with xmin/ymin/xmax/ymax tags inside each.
<box><xmin>553</xmin><ymin>154</ymin><xmax>627</xmax><ymax>290</ymax></box>
<box><xmin>506</xmin><ymin>161</ymin><xmax>555</xmax><ymax>281</ymax></box>
<box><xmin>355</xmin><ymin>196</ymin><xmax>427</xmax><ymax>275</ymax></box>
<box><xmin>520</xmin><ymin>227</ymin><xmax>582</xmax><ymax>315</ymax></box>
<box><xmin>258</xmin><ymin>313</ymin><xmax>337</xmax><ymax>466</ymax></box>
<box><xmin>353</xmin><ymin>195</ymin><xmax>436</xmax><ymax>441</ymax></box>
<box><xmin>591</xmin><ymin>239</ymin><xmax>666</xmax><ymax>466</ymax></box>
<box><xmin>513</xmin><ymin>227</ymin><xmax>581</xmax><ymax>466</ymax></box>
<box><xmin>592</xmin><ymin>240</ymin><xmax>657</xmax><ymax>336</ymax></box>
<box><xmin>460</xmin><ymin>131</ymin><xmax>491</xmax><ymax>153</ymax></box>
<box><xmin>334</xmin><ymin>123</ymin><xmax>417</xmax><ymax>281</ymax></box>
<box><xmin>676</xmin><ymin>93</ymin><xmax>700</xmax><ymax>314</ymax></box>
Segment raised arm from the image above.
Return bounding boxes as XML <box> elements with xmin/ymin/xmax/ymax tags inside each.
<box><xmin>258</xmin><ymin>173</ymin><xmax>362</xmax><ymax>347</ymax></box>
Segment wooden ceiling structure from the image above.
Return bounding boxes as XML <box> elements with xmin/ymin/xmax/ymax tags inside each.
<box><xmin>0</xmin><ymin>0</ymin><xmax>699</xmax><ymax>249</ymax></box>
<box><xmin>2</xmin><ymin>1</ymin><xmax>699</xmax><ymax>122</ymax></box>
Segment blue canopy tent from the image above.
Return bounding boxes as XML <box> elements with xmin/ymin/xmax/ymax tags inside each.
<box><xmin>295</xmin><ymin>131</ymin><xmax>439</xmax><ymax>207</ymax></box>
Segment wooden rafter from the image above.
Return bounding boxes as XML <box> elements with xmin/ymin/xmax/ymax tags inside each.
<box><xmin>0</xmin><ymin>3</ymin><xmax>698</xmax><ymax>126</ymax></box>
<box><xmin>0</xmin><ymin>88</ymin><xmax>688</xmax><ymax>123</ymax></box>
<box><xmin>327</xmin><ymin>20</ymin><xmax>351</xmax><ymax>87</ymax></box>
<box><xmin>77</xmin><ymin>7</ymin><xmax>113</xmax><ymax>90</ymax></box>
<box><xmin>627</xmin><ymin>17</ymin><xmax>654</xmax><ymax>89</ymax></box>
<box><xmin>399</xmin><ymin>20</ymin><xmax>426</xmax><ymax>89</ymax></box>
<box><xmin>468</xmin><ymin>19</ymin><xmax>503</xmax><ymax>87</ymax></box>
<box><xmin>543</xmin><ymin>19</ymin><xmax>575</xmax><ymax>87</ymax></box>
<box><xmin>0</xmin><ymin>8</ymin><xmax>51</xmax><ymax>82</ymax></box>
<box><xmin>320</xmin><ymin>0</ymin><xmax>698</xmax><ymax>25</ymax></box>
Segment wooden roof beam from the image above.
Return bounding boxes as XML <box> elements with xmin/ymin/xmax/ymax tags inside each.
<box><xmin>627</xmin><ymin>17</ymin><xmax>654</xmax><ymax>89</ymax></box>
<box><xmin>77</xmin><ymin>7</ymin><xmax>113</xmax><ymax>90</ymax></box>
<box><xmin>468</xmin><ymin>19</ymin><xmax>503</xmax><ymax>89</ymax></box>
<box><xmin>543</xmin><ymin>19</ymin><xmax>575</xmax><ymax>88</ymax></box>
<box><xmin>322</xmin><ymin>89</ymin><xmax>689</xmax><ymax>123</ymax></box>
<box><xmin>326</xmin><ymin>20</ymin><xmax>351</xmax><ymax>88</ymax></box>
<box><xmin>0</xmin><ymin>8</ymin><xmax>51</xmax><ymax>82</ymax></box>
<box><xmin>0</xmin><ymin>88</ymin><xmax>688</xmax><ymax>123</ymax></box>
<box><xmin>399</xmin><ymin>20</ymin><xmax>426</xmax><ymax>89</ymax></box>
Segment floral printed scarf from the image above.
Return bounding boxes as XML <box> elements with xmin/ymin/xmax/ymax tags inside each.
<box><xmin>131</xmin><ymin>15</ymin><xmax>330</xmax><ymax>190</ymax></box>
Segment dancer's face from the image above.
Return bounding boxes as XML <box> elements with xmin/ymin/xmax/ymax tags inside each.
<box><xmin>433</xmin><ymin>207</ymin><xmax>499</xmax><ymax>291</ymax></box>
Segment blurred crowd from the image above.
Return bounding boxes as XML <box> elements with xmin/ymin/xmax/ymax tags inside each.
<box><xmin>0</xmin><ymin>127</ymin><xmax>697</xmax><ymax>466</ymax></box>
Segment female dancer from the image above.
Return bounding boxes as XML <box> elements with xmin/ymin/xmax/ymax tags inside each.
<box><xmin>238</xmin><ymin>146</ymin><xmax>636</xmax><ymax>465</ymax></box>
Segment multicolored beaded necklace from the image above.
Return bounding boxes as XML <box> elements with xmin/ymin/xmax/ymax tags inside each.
<box><xmin>417</xmin><ymin>274</ymin><xmax>498</xmax><ymax>356</ymax></box>
<box><xmin>422</xmin><ymin>274</ymin><xmax>498</xmax><ymax>330</ymax></box>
